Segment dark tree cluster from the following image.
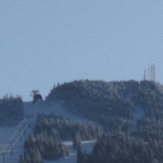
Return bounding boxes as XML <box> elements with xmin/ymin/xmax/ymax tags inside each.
<box><xmin>0</xmin><ymin>95</ymin><xmax>24</xmax><ymax>126</ymax></box>
<box><xmin>133</xmin><ymin>81</ymin><xmax>163</xmax><ymax>110</ymax></box>
<box><xmin>77</xmin><ymin>133</ymin><xmax>163</xmax><ymax>163</ymax></box>
<box><xmin>136</xmin><ymin>116</ymin><xmax>163</xmax><ymax>142</ymax></box>
<box><xmin>34</xmin><ymin>114</ymin><xmax>103</xmax><ymax>140</ymax></box>
<box><xmin>19</xmin><ymin>134</ymin><xmax>68</xmax><ymax>163</ymax></box>
<box><xmin>46</xmin><ymin>80</ymin><xmax>163</xmax><ymax>129</ymax></box>
<box><xmin>46</xmin><ymin>80</ymin><xmax>139</xmax><ymax>131</ymax></box>
<box><xmin>46</xmin><ymin>80</ymin><xmax>163</xmax><ymax>162</ymax></box>
<box><xmin>20</xmin><ymin>114</ymin><xmax>103</xmax><ymax>162</ymax></box>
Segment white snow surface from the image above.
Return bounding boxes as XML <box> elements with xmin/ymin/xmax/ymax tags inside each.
<box><xmin>0</xmin><ymin>100</ymin><xmax>95</xmax><ymax>163</ymax></box>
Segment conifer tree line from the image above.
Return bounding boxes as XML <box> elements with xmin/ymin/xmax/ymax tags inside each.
<box><xmin>46</xmin><ymin>80</ymin><xmax>163</xmax><ymax>162</ymax></box>
<box><xmin>19</xmin><ymin>114</ymin><xmax>103</xmax><ymax>163</ymax></box>
<box><xmin>77</xmin><ymin>132</ymin><xmax>163</xmax><ymax>163</ymax></box>
<box><xmin>47</xmin><ymin>80</ymin><xmax>163</xmax><ymax>130</ymax></box>
<box><xmin>0</xmin><ymin>95</ymin><xmax>23</xmax><ymax>126</ymax></box>
<box><xmin>19</xmin><ymin>134</ymin><xmax>68</xmax><ymax>163</ymax></box>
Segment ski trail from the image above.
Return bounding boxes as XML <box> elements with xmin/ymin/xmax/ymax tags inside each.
<box><xmin>0</xmin><ymin>115</ymin><xmax>34</xmax><ymax>163</ymax></box>
<box><xmin>0</xmin><ymin>100</ymin><xmax>96</xmax><ymax>163</ymax></box>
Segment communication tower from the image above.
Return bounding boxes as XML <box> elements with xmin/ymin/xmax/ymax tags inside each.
<box><xmin>151</xmin><ymin>65</ymin><xmax>155</xmax><ymax>82</ymax></box>
<box><xmin>143</xmin><ymin>64</ymin><xmax>156</xmax><ymax>82</ymax></box>
<box><xmin>143</xmin><ymin>69</ymin><xmax>147</xmax><ymax>80</ymax></box>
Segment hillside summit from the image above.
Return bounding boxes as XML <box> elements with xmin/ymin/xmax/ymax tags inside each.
<box><xmin>47</xmin><ymin>80</ymin><xmax>163</xmax><ymax>129</ymax></box>
<box><xmin>1</xmin><ymin>80</ymin><xmax>163</xmax><ymax>163</ymax></box>
<box><xmin>45</xmin><ymin>80</ymin><xmax>163</xmax><ymax>163</ymax></box>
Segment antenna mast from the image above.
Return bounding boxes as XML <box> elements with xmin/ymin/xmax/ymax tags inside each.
<box><xmin>151</xmin><ymin>65</ymin><xmax>155</xmax><ymax>82</ymax></box>
<box><xmin>144</xmin><ymin>69</ymin><xmax>147</xmax><ymax>80</ymax></box>
<box><xmin>143</xmin><ymin>64</ymin><xmax>156</xmax><ymax>82</ymax></box>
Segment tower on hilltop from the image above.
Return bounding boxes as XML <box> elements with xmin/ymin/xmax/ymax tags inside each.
<box><xmin>144</xmin><ymin>64</ymin><xmax>156</xmax><ymax>82</ymax></box>
<box><xmin>150</xmin><ymin>65</ymin><xmax>155</xmax><ymax>81</ymax></box>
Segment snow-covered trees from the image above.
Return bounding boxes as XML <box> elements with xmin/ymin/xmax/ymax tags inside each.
<box><xmin>34</xmin><ymin>114</ymin><xmax>103</xmax><ymax>140</ymax></box>
<box><xmin>46</xmin><ymin>80</ymin><xmax>163</xmax><ymax>130</ymax></box>
<box><xmin>20</xmin><ymin>114</ymin><xmax>102</xmax><ymax>162</ymax></box>
<box><xmin>0</xmin><ymin>95</ymin><xmax>24</xmax><ymax>126</ymax></box>
<box><xmin>19</xmin><ymin>134</ymin><xmax>68</xmax><ymax>163</ymax></box>
<box><xmin>73</xmin><ymin>132</ymin><xmax>81</xmax><ymax>150</ymax></box>
<box><xmin>46</xmin><ymin>80</ymin><xmax>163</xmax><ymax>162</ymax></box>
<box><xmin>77</xmin><ymin>133</ymin><xmax>163</xmax><ymax>163</ymax></box>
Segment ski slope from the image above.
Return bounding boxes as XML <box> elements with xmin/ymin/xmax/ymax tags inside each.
<box><xmin>0</xmin><ymin>100</ymin><xmax>96</xmax><ymax>163</ymax></box>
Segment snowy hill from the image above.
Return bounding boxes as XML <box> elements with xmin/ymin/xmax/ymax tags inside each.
<box><xmin>46</xmin><ymin>80</ymin><xmax>163</xmax><ymax>130</ymax></box>
<box><xmin>0</xmin><ymin>80</ymin><xmax>163</xmax><ymax>163</ymax></box>
<box><xmin>45</xmin><ymin>80</ymin><xmax>163</xmax><ymax>162</ymax></box>
<box><xmin>0</xmin><ymin>100</ymin><xmax>96</xmax><ymax>163</ymax></box>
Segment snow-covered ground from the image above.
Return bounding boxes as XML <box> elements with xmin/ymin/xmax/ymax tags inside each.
<box><xmin>0</xmin><ymin>100</ymin><xmax>96</xmax><ymax>163</ymax></box>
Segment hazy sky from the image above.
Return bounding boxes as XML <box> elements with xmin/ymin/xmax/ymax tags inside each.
<box><xmin>0</xmin><ymin>0</ymin><xmax>163</xmax><ymax>101</ymax></box>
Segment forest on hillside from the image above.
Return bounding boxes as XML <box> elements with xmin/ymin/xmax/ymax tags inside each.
<box><xmin>0</xmin><ymin>95</ymin><xmax>24</xmax><ymax>126</ymax></box>
<box><xmin>77</xmin><ymin>132</ymin><xmax>163</xmax><ymax>163</ymax></box>
<box><xmin>46</xmin><ymin>80</ymin><xmax>163</xmax><ymax>162</ymax></box>
<box><xmin>19</xmin><ymin>114</ymin><xmax>102</xmax><ymax>163</ymax></box>
<box><xmin>47</xmin><ymin>80</ymin><xmax>163</xmax><ymax>129</ymax></box>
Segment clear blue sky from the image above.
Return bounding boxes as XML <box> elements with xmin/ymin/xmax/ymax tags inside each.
<box><xmin>0</xmin><ymin>0</ymin><xmax>163</xmax><ymax>101</ymax></box>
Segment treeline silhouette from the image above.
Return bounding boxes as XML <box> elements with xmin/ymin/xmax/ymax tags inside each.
<box><xmin>34</xmin><ymin>114</ymin><xmax>103</xmax><ymax>140</ymax></box>
<box><xmin>19</xmin><ymin>114</ymin><xmax>102</xmax><ymax>162</ymax></box>
<box><xmin>0</xmin><ymin>95</ymin><xmax>23</xmax><ymax>126</ymax></box>
<box><xmin>19</xmin><ymin>134</ymin><xmax>68</xmax><ymax>163</ymax></box>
